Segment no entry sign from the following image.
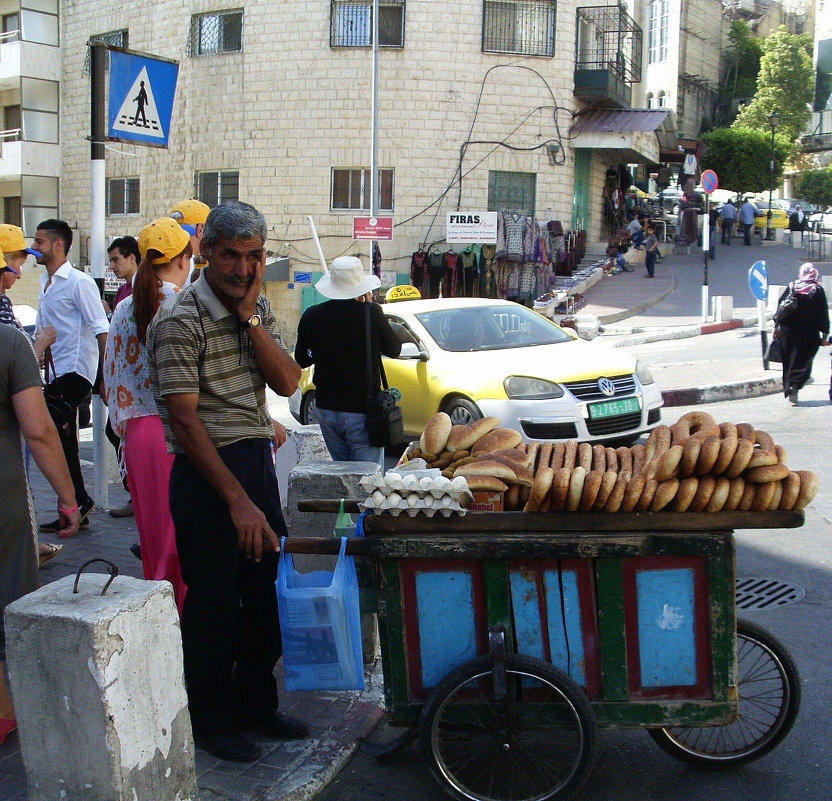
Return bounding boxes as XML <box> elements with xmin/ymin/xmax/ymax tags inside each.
<box><xmin>701</xmin><ymin>170</ymin><xmax>719</xmax><ymax>193</ymax></box>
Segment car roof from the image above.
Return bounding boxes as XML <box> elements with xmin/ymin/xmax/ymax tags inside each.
<box><xmin>381</xmin><ymin>297</ymin><xmax>520</xmax><ymax>314</ymax></box>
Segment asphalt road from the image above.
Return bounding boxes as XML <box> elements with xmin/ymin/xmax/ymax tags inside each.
<box><xmin>316</xmin><ymin>386</ymin><xmax>832</xmax><ymax>801</ymax></box>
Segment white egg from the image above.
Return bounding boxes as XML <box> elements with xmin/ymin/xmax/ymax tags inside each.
<box><xmin>371</xmin><ymin>490</ymin><xmax>386</xmax><ymax>506</ymax></box>
<box><xmin>387</xmin><ymin>492</ymin><xmax>404</xmax><ymax>507</ymax></box>
<box><xmin>418</xmin><ymin>476</ymin><xmax>435</xmax><ymax>491</ymax></box>
<box><xmin>386</xmin><ymin>472</ymin><xmax>403</xmax><ymax>490</ymax></box>
<box><xmin>435</xmin><ymin>476</ymin><xmax>452</xmax><ymax>490</ymax></box>
<box><xmin>407</xmin><ymin>492</ymin><xmax>421</xmax><ymax>507</ymax></box>
<box><xmin>439</xmin><ymin>494</ymin><xmax>454</xmax><ymax>508</ymax></box>
<box><xmin>402</xmin><ymin>473</ymin><xmax>419</xmax><ymax>491</ymax></box>
<box><xmin>451</xmin><ymin>476</ymin><xmax>468</xmax><ymax>492</ymax></box>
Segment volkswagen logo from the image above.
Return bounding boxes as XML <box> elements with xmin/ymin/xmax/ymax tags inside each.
<box><xmin>597</xmin><ymin>377</ymin><xmax>616</xmax><ymax>397</ymax></box>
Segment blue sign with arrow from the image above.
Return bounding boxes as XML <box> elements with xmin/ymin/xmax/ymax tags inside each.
<box><xmin>108</xmin><ymin>49</ymin><xmax>179</xmax><ymax>148</ymax></box>
<box><xmin>748</xmin><ymin>260</ymin><xmax>768</xmax><ymax>301</ymax></box>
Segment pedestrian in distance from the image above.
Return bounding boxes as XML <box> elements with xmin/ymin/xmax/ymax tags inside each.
<box><xmin>146</xmin><ymin>201</ymin><xmax>307</xmax><ymax>763</ymax></box>
<box><xmin>1</xmin><ymin>323</ymin><xmax>80</xmax><ymax>628</ymax></box>
<box><xmin>643</xmin><ymin>223</ymin><xmax>659</xmax><ymax>278</ymax></box>
<box><xmin>626</xmin><ymin>213</ymin><xmax>646</xmax><ymax>249</ymax></box>
<box><xmin>105</xmin><ymin>235</ymin><xmax>141</xmax><ymax>518</ymax></box>
<box><xmin>788</xmin><ymin>205</ymin><xmax>806</xmax><ymax>246</ymax></box>
<box><xmin>104</xmin><ymin>218</ymin><xmax>192</xmax><ymax>614</ymax></box>
<box><xmin>719</xmin><ymin>199</ymin><xmax>737</xmax><ymax>244</ymax></box>
<box><xmin>34</xmin><ymin>219</ymin><xmax>109</xmax><ymax>533</ymax></box>
<box><xmin>295</xmin><ymin>256</ymin><xmax>402</xmax><ymax>463</ymax></box>
<box><xmin>707</xmin><ymin>202</ymin><xmax>719</xmax><ymax>260</ymax></box>
<box><xmin>774</xmin><ymin>262</ymin><xmax>829</xmax><ymax>406</ymax></box>
<box><xmin>740</xmin><ymin>198</ymin><xmax>763</xmax><ymax>245</ymax></box>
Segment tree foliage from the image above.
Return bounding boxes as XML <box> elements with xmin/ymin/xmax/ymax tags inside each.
<box><xmin>701</xmin><ymin>127</ymin><xmax>793</xmax><ymax>194</ymax></box>
<box><xmin>719</xmin><ymin>21</ymin><xmax>762</xmax><ymax>123</ymax></box>
<box><xmin>732</xmin><ymin>26</ymin><xmax>813</xmax><ymax>142</ymax></box>
<box><xmin>794</xmin><ymin>168</ymin><xmax>832</xmax><ymax>208</ymax></box>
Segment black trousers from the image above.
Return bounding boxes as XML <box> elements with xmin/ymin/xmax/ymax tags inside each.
<box><xmin>743</xmin><ymin>223</ymin><xmax>753</xmax><ymax>245</ymax></box>
<box><xmin>170</xmin><ymin>438</ymin><xmax>286</xmax><ymax>735</ymax></box>
<box><xmin>721</xmin><ymin>220</ymin><xmax>734</xmax><ymax>244</ymax></box>
<box><xmin>44</xmin><ymin>372</ymin><xmax>93</xmax><ymax>506</ymax></box>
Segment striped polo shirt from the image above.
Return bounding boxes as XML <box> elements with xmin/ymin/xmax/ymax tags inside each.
<box><xmin>147</xmin><ymin>273</ymin><xmax>287</xmax><ymax>454</ymax></box>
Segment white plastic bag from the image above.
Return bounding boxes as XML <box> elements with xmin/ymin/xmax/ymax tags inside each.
<box><xmin>277</xmin><ymin>537</ymin><xmax>365</xmax><ymax>691</ymax></box>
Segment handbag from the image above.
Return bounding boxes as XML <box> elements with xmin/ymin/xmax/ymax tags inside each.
<box><xmin>363</xmin><ymin>305</ymin><xmax>404</xmax><ymax>448</ymax></box>
<box><xmin>276</xmin><ymin>536</ymin><xmax>365</xmax><ymax>691</ymax></box>
<box><xmin>43</xmin><ymin>348</ymin><xmax>76</xmax><ymax>434</ymax></box>
<box><xmin>774</xmin><ymin>285</ymin><xmax>799</xmax><ymax>325</ymax></box>
<box><xmin>765</xmin><ymin>336</ymin><xmax>783</xmax><ymax>363</ymax></box>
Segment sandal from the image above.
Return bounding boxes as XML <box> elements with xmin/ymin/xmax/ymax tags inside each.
<box><xmin>38</xmin><ymin>543</ymin><xmax>63</xmax><ymax>567</ymax></box>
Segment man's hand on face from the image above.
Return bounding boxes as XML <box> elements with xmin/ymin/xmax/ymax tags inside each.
<box><xmin>236</xmin><ymin>249</ymin><xmax>266</xmax><ymax>324</ymax></box>
<box><xmin>229</xmin><ymin>495</ymin><xmax>280</xmax><ymax>561</ymax></box>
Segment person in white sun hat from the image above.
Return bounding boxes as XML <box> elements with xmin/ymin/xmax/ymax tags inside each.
<box><xmin>295</xmin><ymin>256</ymin><xmax>401</xmax><ymax>462</ymax></box>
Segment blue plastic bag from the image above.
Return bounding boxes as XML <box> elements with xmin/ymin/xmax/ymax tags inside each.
<box><xmin>277</xmin><ymin>537</ymin><xmax>365</xmax><ymax>691</ymax></box>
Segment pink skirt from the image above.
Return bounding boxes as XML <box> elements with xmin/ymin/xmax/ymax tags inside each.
<box><xmin>124</xmin><ymin>415</ymin><xmax>187</xmax><ymax>615</ymax></box>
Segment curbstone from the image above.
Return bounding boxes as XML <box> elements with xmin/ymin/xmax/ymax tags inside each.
<box><xmin>662</xmin><ymin>376</ymin><xmax>782</xmax><ymax>407</ymax></box>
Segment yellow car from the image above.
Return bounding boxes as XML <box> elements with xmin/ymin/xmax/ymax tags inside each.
<box><xmin>289</xmin><ymin>297</ymin><xmax>663</xmax><ymax>444</ymax></box>
<box><xmin>750</xmin><ymin>200</ymin><xmax>789</xmax><ymax>229</ymax></box>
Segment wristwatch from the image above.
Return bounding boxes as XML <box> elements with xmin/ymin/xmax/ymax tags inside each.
<box><xmin>241</xmin><ymin>313</ymin><xmax>262</xmax><ymax>330</ymax></box>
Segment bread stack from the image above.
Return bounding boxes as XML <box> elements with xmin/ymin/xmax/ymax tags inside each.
<box><xmin>406</xmin><ymin>411</ymin><xmax>819</xmax><ymax>514</ymax></box>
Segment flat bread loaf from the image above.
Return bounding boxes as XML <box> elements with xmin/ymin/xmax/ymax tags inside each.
<box><xmin>422</xmin><ymin>412</ymin><xmax>452</xmax><ymax>455</ymax></box>
<box><xmin>448</xmin><ymin>416</ymin><xmax>501</xmax><ymax>451</ymax></box>
<box><xmin>455</xmin><ymin>460</ymin><xmax>517</xmax><ymax>481</ymax></box>
<box><xmin>471</xmin><ymin>427</ymin><xmax>523</xmax><ymax>454</ymax></box>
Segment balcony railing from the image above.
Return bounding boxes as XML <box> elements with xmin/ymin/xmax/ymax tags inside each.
<box><xmin>0</xmin><ymin>30</ymin><xmax>21</xmax><ymax>45</ymax></box>
<box><xmin>575</xmin><ymin>6</ymin><xmax>642</xmax><ymax>84</ymax></box>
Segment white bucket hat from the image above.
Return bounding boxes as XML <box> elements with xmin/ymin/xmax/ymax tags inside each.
<box><xmin>315</xmin><ymin>256</ymin><xmax>380</xmax><ymax>299</ymax></box>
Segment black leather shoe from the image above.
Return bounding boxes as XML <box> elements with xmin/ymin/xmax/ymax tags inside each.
<box><xmin>194</xmin><ymin>729</ymin><xmax>262</xmax><ymax>762</ymax></box>
<box><xmin>130</xmin><ymin>543</ymin><xmax>142</xmax><ymax>560</ymax></box>
<box><xmin>237</xmin><ymin>712</ymin><xmax>310</xmax><ymax>740</ymax></box>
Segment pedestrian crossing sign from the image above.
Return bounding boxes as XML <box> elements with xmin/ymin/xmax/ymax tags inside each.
<box><xmin>108</xmin><ymin>49</ymin><xmax>179</xmax><ymax>148</ymax></box>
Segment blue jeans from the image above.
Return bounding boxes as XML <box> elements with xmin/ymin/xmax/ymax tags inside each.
<box><xmin>645</xmin><ymin>250</ymin><xmax>657</xmax><ymax>277</ymax></box>
<box><xmin>709</xmin><ymin>226</ymin><xmax>717</xmax><ymax>259</ymax></box>
<box><xmin>630</xmin><ymin>230</ymin><xmax>644</xmax><ymax>248</ymax></box>
<box><xmin>317</xmin><ymin>408</ymin><xmax>383</xmax><ymax>464</ymax></box>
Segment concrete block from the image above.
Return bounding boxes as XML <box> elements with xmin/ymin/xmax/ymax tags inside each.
<box><xmin>767</xmin><ymin>284</ymin><xmax>785</xmax><ymax>312</ymax></box>
<box><xmin>574</xmin><ymin>314</ymin><xmax>600</xmax><ymax>340</ymax></box>
<box><xmin>823</xmin><ymin>276</ymin><xmax>832</xmax><ymax>298</ymax></box>
<box><xmin>711</xmin><ymin>295</ymin><xmax>733</xmax><ymax>322</ymax></box>
<box><xmin>5</xmin><ymin>575</ymin><xmax>196</xmax><ymax>801</ymax></box>
<box><xmin>274</xmin><ymin>425</ymin><xmax>331</xmax><ymax>510</ymax></box>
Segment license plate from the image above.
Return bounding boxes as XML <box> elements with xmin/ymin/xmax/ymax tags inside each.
<box><xmin>588</xmin><ymin>397</ymin><xmax>641</xmax><ymax>419</ymax></box>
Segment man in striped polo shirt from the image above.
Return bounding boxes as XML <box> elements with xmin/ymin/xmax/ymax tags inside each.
<box><xmin>147</xmin><ymin>201</ymin><xmax>305</xmax><ymax>762</ymax></box>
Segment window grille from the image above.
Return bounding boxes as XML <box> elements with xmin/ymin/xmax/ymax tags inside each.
<box><xmin>331</xmin><ymin>168</ymin><xmax>394</xmax><ymax>211</ymax></box>
<box><xmin>107</xmin><ymin>177</ymin><xmax>140</xmax><ymax>216</ymax></box>
<box><xmin>189</xmin><ymin>10</ymin><xmax>243</xmax><ymax>56</ymax></box>
<box><xmin>197</xmin><ymin>170</ymin><xmax>240</xmax><ymax>207</ymax></box>
<box><xmin>483</xmin><ymin>0</ymin><xmax>556</xmax><ymax>57</ymax></box>
<box><xmin>330</xmin><ymin>1</ymin><xmax>404</xmax><ymax>47</ymax></box>
<box><xmin>488</xmin><ymin>171</ymin><xmax>536</xmax><ymax>216</ymax></box>
<box><xmin>575</xmin><ymin>5</ymin><xmax>642</xmax><ymax>84</ymax></box>
<box><xmin>83</xmin><ymin>29</ymin><xmax>128</xmax><ymax>73</ymax></box>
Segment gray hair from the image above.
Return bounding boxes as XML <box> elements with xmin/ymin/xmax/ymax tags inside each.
<box><xmin>202</xmin><ymin>201</ymin><xmax>267</xmax><ymax>248</ymax></box>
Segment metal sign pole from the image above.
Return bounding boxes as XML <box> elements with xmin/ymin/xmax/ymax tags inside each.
<box><xmin>759</xmin><ymin>298</ymin><xmax>770</xmax><ymax>370</ymax></box>
<box><xmin>90</xmin><ymin>41</ymin><xmax>108</xmax><ymax>511</ymax></box>
<box><xmin>307</xmin><ymin>216</ymin><xmax>329</xmax><ymax>274</ymax></box>
<box><xmin>701</xmin><ymin>191</ymin><xmax>710</xmax><ymax>322</ymax></box>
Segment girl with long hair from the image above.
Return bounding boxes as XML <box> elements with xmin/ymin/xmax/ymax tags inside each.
<box><xmin>104</xmin><ymin>218</ymin><xmax>192</xmax><ymax>611</ymax></box>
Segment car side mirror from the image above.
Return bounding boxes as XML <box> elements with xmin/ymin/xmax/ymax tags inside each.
<box><xmin>400</xmin><ymin>342</ymin><xmax>429</xmax><ymax>361</ymax></box>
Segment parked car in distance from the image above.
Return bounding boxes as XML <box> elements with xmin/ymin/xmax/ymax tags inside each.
<box><xmin>746</xmin><ymin>199</ymin><xmax>789</xmax><ymax>229</ymax></box>
<box><xmin>808</xmin><ymin>206</ymin><xmax>832</xmax><ymax>231</ymax></box>
<box><xmin>777</xmin><ymin>198</ymin><xmax>818</xmax><ymax>215</ymax></box>
<box><xmin>289</xmin><ymin>297</ymin><xmax>664</xmax><ymax>445</ymax></box>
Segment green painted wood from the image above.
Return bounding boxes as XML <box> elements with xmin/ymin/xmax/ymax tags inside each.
<box><xmin>707</xmin><ymin>537</ymin><xmax>737</xmax><ymax>703</ymax></box>
<box><xmin>299</xmin><ymin>272</ymin><xmax>326</xmax><ymax>314</ymax></box>
<box><xmin>376</xmin><ymin>559</ymin><xmax>410</xmax><ymax>718</ymax></box>
<box><xmin>482</xmin><ymin>559</ymin><xmax>513</xmax><ymax>643</ymax></box>
<box><xmin>592</xmin><ymin>700</ymin><xmax>735</xmax><ymax>728</ymax></box>
<box><xmin>572</xmin><ymin>149</ymin><xmax>591</xmax><ymax>229</ymax></box>
<box><xmin>596</xmin><ymin>558</ymin><xmax>629</xmax><ymax>702</ymax></box>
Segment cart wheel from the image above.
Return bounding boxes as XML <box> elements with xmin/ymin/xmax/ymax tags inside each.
<box><xmin>649</xmin><ymin>619</ymin><xmax>801</xmax><ymax>767</ymax></box>
<box><xmin>419</xmin><ymin>654</ymin><xmax>598</xmax><ymax>801</ymax></box>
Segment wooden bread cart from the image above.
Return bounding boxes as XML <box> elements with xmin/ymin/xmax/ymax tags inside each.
<box><xmin>288</xmin><ymin>507</ymin><xmax>804</xmax><ymax>801</ymax></box>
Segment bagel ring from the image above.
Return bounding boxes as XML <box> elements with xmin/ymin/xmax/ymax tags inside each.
<box><xmin>794</xmin><ymin>470</ymin><xmax>819</xmax><ymax>511</ymax></box>
<box><xmin>744</xmin><ymin>463</ymin><xmax>790</xmax><ymax>483</ymax></box>
<box><xmin>593</xmin><ymin>470</ymin><xmax>618</xmax><ymax>511</ymax></box>
<box><xmin>723</xmin><ymin>477</ymin><xmax>746</xmax><ymax>512</ymax></box>
<box><xmin>616</xmin><ymin>446</ymin><xmax>633</xmax><ymax>477</ymax></box>
<box><xmin>605</xmin><ymin>447</ymin><xmax>618</xmax><ymax>473</ymax></box>
<box><xmin>718</xmin><ymin>422</ymin><xmax>738</xmax><ymax>440</ymax></box>
<box><xmin>655</xmin><ymin>445</ymin><xmax>684</xmax><ymax>482</ymax></box>
<box><xmin>775</xmin><ymin>444</ymin><xmax>787</xmax><ymax>465</ymax></box>
<box><xmin>670</xmin><ymin>411</ymin><xmax>718</xmax><ymax>445</ymax></box>
<box><xmin>651</xmin><ymin>478</ymin><xmax>680</xmax><ymax>511</ymax></box>
<box><xmin>670</xmin><ymin>477</ymin><xmax>699</xmax><ymax>512</ymax></box>
<box><xmin>621</xmin><ymin>475</ymin><xmax>646</xmax><ymax>513</ymax></box>
<box><xmin>645</xmin><ymin>425</ymin><xmax>672</xmax><ymax>460</ymax></box>
<box><xmin>550</xmin><ymin>442</ymin><xmax>566</xmax><ymax>471</ymax></box>
<box><xmin>604</xmin><ymin>473</ymin><xmax>629</xmax><ymax>513</ymax></box>
<box><xmin>678</xmin><ymin>437</ymin><xmax>702</xmax><ymax>479</ymax></box>
<box><xmin>705</xmin><ymin>476</ymin><xmax>731</xmax><ymax>512</ymax></box>
<box><xmin>750</xmin><ymin>481</ymin><xmax>777</xmax><ymax>511</ymax></box>
<box><xmin>695</xmin><ymin>436</ymin><xmax>721</xmax><ymax>476</ymax></box>
<box><xmin>579</xmin><ymin>470</ymin><xmax>604</xmax><ymax>512</ymax></box>
<box><xmin>768</xmin><ymin>481</ymin><xmax>783</xmax><ymax>511</ymax></box>
<box><xmin>754</xmin><ymin>430</ymin><xmax>776</xmax><ymax>453</ymax></box>
<box><xmin>737</xmin><ymin>481</ymin><xmax>756</xmax><ymax>511</ymax></box>
<box><xmin>723</xmin><ymin>437</ymin><xmax>754</xmax><ymax>478</ymax></box>
<box><xmin>736</xmin><ymin>423</ymin><xmax>756</xmax><ymax>442</ymax></box>
<box><xmin>630</xmin><ymin>444</ymin><xmax>647</xmax><ymax>476</ymax></box>
<box><xmin>711</xmin><ymin>434</ymin><xmax>739</xmax><ymax>476</ymax></box>
<box><xmin>689</xmin><ymin>475</ymin><xmax>717</xmax><ymax>512</ymax></box>
<box><xmin>592</xmin><ymin>444</ymin><xmax>607</xmax><ymax>473</ymax></box>
<box><xmin>577</xmin><ymin>442</ymin><xmax>593</xmax><ymax>473</ymax></box>
<box><xmin>548</xmin><ymin>467</ymin><xmax>572</xmax><ymax>512</ymax></box>
<box><xmin>746</xmin><ymin>447</ymin><xmax>779</xmax><ymax>470</ymax></box>
<box><xmin>524</xmin><ymin>468</ymin><xmax>554</xmax><ymax>512</ymax></box>
<box><xmin>779</xmin><ymin>472</ymin><xmax>800</xmax><ymax>511</ymax></box>
<box><xmin>526</xmin><ymin>443</ymin><xmax>541</xmax><ymax>472</ymax></box>
<box><xmin>636</xmin><ymin>478</ymin><xmax>659</xmax><ymax>512</ymax></box>
<box><xmin>538</xmin><ymin>442</ymin><xmax>553</xmax><ymax>470</ymax></box>
<box><xmin>565</xmin><ymin>467</ymin><xmax>587</xmax><ymax>512</ymax></box>
<box><xmin>562</xmin><ymin>440</ymin><xmax>578</xmax><ymax>471</ymax></box>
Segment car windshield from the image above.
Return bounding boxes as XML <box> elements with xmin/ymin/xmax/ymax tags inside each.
<box><xmin>415</xmin><ymin>305</ymin><xmax>573</xmax><ymax>352</ymax></box>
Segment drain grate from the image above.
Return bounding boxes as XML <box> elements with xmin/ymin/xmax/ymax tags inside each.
<box><xmin>735</xmin><ymin>577</ymin><xmax>805</xmax><ymax>610</ymax></box>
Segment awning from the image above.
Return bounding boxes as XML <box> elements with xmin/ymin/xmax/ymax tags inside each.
<box><xmin>569</xmin><ymin>108</ymin><xmax>675</xmax><ymax>164</ymax></box>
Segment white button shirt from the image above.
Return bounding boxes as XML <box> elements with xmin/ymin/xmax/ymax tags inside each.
<box><xmin>36</xmin><ymin>262</ymin><xmax>110</xmax><ymax>384</ymax></box>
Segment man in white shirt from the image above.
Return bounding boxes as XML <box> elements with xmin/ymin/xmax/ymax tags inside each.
<box><xmin>34</xmin><ymin>219</ymin><xmax>109</xmax><ymax>531</ymax></box>
<box><xmin>626</xmin><ymin>214</ymin><xmax>646</xmax><ymax>248</ymax></box>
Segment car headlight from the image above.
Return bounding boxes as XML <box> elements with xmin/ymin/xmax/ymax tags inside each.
<box><xmin>504</xmin><ymin>376</ymin><xmax>565</xmax><ymax>400</ymax></box>
<box><xmin>635</xmin><ymin>360</ymin><xmax>655</xmax><ymax>385</ymax></box>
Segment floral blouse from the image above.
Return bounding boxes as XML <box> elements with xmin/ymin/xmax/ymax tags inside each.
<box><xmin>104</xmin><ymin>281</ymin><xmax>181</xmax><ymax>438</ymax></box>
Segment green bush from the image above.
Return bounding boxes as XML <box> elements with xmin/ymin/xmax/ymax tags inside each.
<box><xmin>794</xmin><ymin>169</ymin><xmax>832</xmax><ymax>208</ymax></box>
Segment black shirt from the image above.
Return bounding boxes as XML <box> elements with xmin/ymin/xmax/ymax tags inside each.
<box><xmin>295</xmin><ymin>300</ymin><xmax>402</xmax><ymax>414</ymax></box>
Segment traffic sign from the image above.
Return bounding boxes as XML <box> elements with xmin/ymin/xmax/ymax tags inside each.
<box><xmin>108</xmin><ymin>49</ymin><xmax>179</xmax><ymax>148</ymax></box>
<box><xmin>748</xmin><ymin>260</ymin><xmax>768</xmax><ymax>301</ymax></box>
<box><xmin>353</xmin><ymin>216</ymin><xmax>393</xmax><ymax>240</ymax></box>
<box><xmin>701</xmin><ymin>170</ymin><xmax>719</xmax><ymax>193</ymax></box>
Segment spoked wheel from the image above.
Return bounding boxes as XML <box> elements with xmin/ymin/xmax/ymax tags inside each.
<box><xmin>419</xmin><ymin>654</ymin><xmax>598</xmax><ymax>801</ymax></box>
<box><xmin>649</xmin><ymin>619</ymin><xmax>801</xmax><ymax>767</ymax></box>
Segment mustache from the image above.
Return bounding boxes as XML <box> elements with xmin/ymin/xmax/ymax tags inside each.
<box><xmin>222</xmin><ymin>276</ymin><xmax>254</xmax><ymax>284</ymax></box>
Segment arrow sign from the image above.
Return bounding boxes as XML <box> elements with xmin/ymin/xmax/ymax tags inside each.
<box><xmin>108</xmin><ymin>49</ymin><xmax>179</xmax><ymax>148</ymax></box>
<box><xmin>748</xmin><ymin>260</ymin><xmax>768</xmax><ymax>301</ymax></box>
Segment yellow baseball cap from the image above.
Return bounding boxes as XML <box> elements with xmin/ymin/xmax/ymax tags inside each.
<box><xmin>138</xmin><ymin>218</ymin><xmax>191</xmax><ymax>265</ymax></box>
<box><xmin>0</xmin><ymin>247</ymin><xmax>7</xmax><ymax>272</ymax></box>
<box><xmin>169</xmin><ymin>199</ymin><xmax>210</xmax><ymax>228</ymax></box>
<box><xmin>0</xmin><ymin>223</ymin><xmax>40</xmax><ymax>264</ymax></box>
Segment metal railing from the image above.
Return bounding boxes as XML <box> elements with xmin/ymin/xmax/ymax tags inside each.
<box><xmin>0</xmin><ymin>30</ymin><xmax>21</xmax><ymax>45</ymax></box>
<box><xmin>806</xmin><ymin>222</ymin><xmax>828</xmax><ymax>263</ymax></box>
<box><xmin>575</xmin><ymin>5</ymin><xmax>642</xmax><ymax>84</ymax></box>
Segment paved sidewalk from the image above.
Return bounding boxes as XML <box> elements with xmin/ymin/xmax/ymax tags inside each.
<box><xmin>0</xmin><ymin>457</ymin><xmax>383</xmax><ymax>801</ymax></box>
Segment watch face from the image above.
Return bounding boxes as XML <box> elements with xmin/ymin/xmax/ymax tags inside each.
<box><xmin>249</xmin><ymin>314</ymin><xmax>262</xmax><ymax>328</ymax></box>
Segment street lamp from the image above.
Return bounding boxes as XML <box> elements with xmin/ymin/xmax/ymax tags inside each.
<box><xmin>765</xmin><ymin>110</ymin><xmax>781</xmax><ymax>241</ymax></box>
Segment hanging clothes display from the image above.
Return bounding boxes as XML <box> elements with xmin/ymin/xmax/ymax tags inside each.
<box><xmin>443</xmin><ymin>250</ymin><xmax>462</xmax><ymax>298</ymax></box>
<box><xmin>480</xmin><ymin>244</ymin><xmax>497</xmax><ymax>298</ymax></box>
<box><xmin>460</xmin><ymin>247</ymin><xmax>478</xmax><ymax>297</ymax></box>
<box><xmin>372</xmin><ymin>242</ymin><xmax>382</xmax><ymax>278</ymax></box>
<box><xmin>427</xmin><ymin>249</ymin><xmax>446</xmax><ymax>299</ymax></box>
<box><xmin>410</xmin><ymin>249</ymin><xmax>428</xmax><ymax>291</ymax></box>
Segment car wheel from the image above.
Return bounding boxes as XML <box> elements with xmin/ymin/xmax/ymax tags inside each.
<box><xmin>300</xmin><ymin>390</ymin><xmax>319</xmax><ymax>425</ymax></box>
<box><xmin>443</xmin><ymin>397</ymin><xmax>483</xmax><ymax>426</ymax></box>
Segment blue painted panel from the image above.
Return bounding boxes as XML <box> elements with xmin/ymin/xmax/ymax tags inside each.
<box><xmin>636</xmin><ymin>569</ymin><xmax>697</xmax><ymax>687</ymax></box>
<box><xmin>415</xmin><ymin>572</ymin><xmax>476</xmax><ymax>688</ymax></box>
<box><xmin>509</xmin><ymin>570</ymin><xmax>585</xmax><ymax>686</ymax></box>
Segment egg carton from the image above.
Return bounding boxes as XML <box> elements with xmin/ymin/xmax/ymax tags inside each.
<box><xmin>359</xmin><ymin>491</ymin><xmax>468</xmax><ymax>518</ymax></box>
<box><xmin>359</xmin><ymin>472</ymin><xmax>473</xmax><ymax>504</ymax></box>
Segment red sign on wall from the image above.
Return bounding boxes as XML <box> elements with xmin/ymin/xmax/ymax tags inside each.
<box><xmin>353</xmin><ymin>216</ymin><xmax>393</xmax><ymax>240</ymax></box>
